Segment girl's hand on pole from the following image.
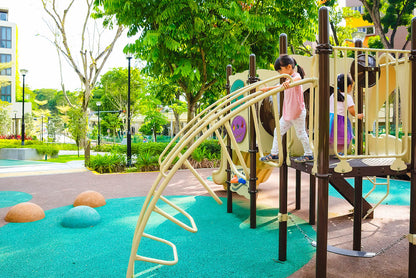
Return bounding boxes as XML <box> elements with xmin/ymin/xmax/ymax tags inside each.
<box><xmin>282</xmin><ymin>79</ymin><xmax>290</xmax><ymax>89</ymax></box>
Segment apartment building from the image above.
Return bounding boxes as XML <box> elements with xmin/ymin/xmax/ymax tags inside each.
<box><xmin>0</xmin><ymin>8</ymin><xmax>31</xmax><ymax>136</ymax></box>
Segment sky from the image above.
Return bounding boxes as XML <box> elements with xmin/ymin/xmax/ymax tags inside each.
<box><xmin>0</xmin><ymin>0</ymin><xmax>136</xmax><ymax>91</ymax></box>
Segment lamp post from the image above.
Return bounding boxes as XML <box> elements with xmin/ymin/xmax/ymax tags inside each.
<box><xmin>13</xmin><ymin>110</ymin><xmax>17</xmax><ymax>139</ymax></box>
<box><xmin>20</xmin><ymin>69</ymin><xmax>28</xmax><ymax>145</ymax></box>
<box><xmin>41</xmin><ymin>115</ymin><xmax>44</xmax><ymax>142</ymax></box>
<box><xmin>126</xmin><ymin>55</ymin><xmax>132</xmax><ymax>167</ymax></box>
<box><xmin>97</xmin><ymin>101</ymin><xmax>102</xmax><ymax>146</ymax></box>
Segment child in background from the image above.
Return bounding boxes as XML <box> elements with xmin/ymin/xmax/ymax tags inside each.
<box><xmin>259</xmin><ymin>55</ymin><xmax>313</xmax><ymax>163</ymax></box>
<box><xmin>329</xmin><ymin>73</ymin><xmax>363</xmax><ymax>155</ymax></box>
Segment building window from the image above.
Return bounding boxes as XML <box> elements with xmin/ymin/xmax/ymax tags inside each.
<box><xmin>352</xmin><ymin>6</ymin><xmax>365</xmax><ymax>14</ymax></box>
<box><xmin>0</xmin><ymin>84</ymin><xmax>11</xmax><ymax>102</ymax></box>
<box><xmin>0</xmin><ymin>54</ymin><xmax>11</xmax><ymax>75</ymax></box>
<box><xmin>366</xmin><ymin>26</ymin><xmax>375</xmax><ymax>35</ymax></box>
<box><xmin>0</xmin><ymin>12</ymin><xmax>7</xmax><ymax>21</ymax></box>
<box><xmin>356</xmin><ymin>27</ymin><xmax>375</xmax><ymax>36</ymax></box>
<box><xmin>0</xmin><ymin>26</ymin><xmax>11</xmax><ymax>48</ymax></box>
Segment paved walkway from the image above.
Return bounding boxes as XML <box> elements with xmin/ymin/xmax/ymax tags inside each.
<box><xmin>0</xmin><ymin>150</ymin><xmax>110</xmax><ymax>178</ymax></box>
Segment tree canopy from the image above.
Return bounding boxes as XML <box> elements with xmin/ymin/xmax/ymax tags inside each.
<box><xmin>361</xmin><ymin>0</ymin><xmax>416</xmax><ymax>49</ymax></box>
<box><xmin>96</xmin><ymin>0</ymin><xmax>319</xmax><ymax>122</ymax></box>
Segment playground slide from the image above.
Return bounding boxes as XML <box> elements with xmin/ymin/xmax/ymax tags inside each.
<box><xmin>211</xmin><ymin>147</ymin><xmax>273</xmax><ymax>189</ymax></box>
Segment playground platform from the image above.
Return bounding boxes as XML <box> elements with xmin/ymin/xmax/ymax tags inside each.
<box><xmin>0</xmin><ymin>165</ymin><xmax>410</xmax><ymax>277</ymax></box>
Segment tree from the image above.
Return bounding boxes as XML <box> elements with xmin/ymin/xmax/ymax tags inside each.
<box><xmin>0</xmin><ymin>100</ymin><xmax>11</xmax><ymax>135</ymax></box>
<box><xmin>138</xmin><ymin>95</ymin><xmax>168</xmax><ymax>142</ymax></box>
<box><xmin>93</xmin><ymin>66</ymin><xmax>143</xmax><ymax>136</ymax></box>
<box><xmin>67</xmin><ymin>107</ymin><xmax>87</xmax><ymax>154</ymax></box>
<box><xmin>97</xmin><ymin>0</ymin><xmax>319</xmax><ymax>123</ymax></box>
<box><xmin>40</xmin><ymin>0</ymin><xmax>125</xmax><ymax>146</ymax></box>
<box><xmin>145</xmin><ymin>76</ymin><xmax>186</xmax><ymax>135</ymax></box>
<box><xmin>360</xmin><ymin>0</ymin><xmax>416</xmax><ymax>49</ymax></box>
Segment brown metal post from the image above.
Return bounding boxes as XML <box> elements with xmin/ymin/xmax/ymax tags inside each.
<box><xmin>353</xmin><ymin>39</ymin><xmax>363</xmax><ymax>251</ymax></box>
<box><xmin>355</xmin><ymin>39</ymin><xmax>364</xmax><ymax>155</ymax></box>
<box><xmin>296</xmin><ymin>170</ymin><xmax>301</xmax><ymax>210</ymax></box>
<box><xmin>316</xmin><ymin>7</ymin><xmax>331</xmax><ymax>277</ymax></box>
<box><xmin>409</xmin><ymin>16</ymin><xmax>416</xmax><ymax>278</ymax></box>
<box><xmin>226</xmin><ymin>64</ymin><xmax>233</xmax><ymax>213</ymax></box>
<box><xmin>278</xmin><ymin>33</ymin><xmax>288</xmax><ymax>262</ymax></box>
<box><xmin>248</xmin><ymin>54</ymin><xmax>258</xmax><ymax>228</ymax></box>
<box><xmin>309</xmin><ymin>175</ymin><xmax>316</xmax><ymax>225</ymax></box>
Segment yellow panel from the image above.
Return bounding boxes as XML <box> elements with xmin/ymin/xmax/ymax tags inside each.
<box><xmin>366</xmin><ymin>53</ymin><xmax>396</xmax><ymax>131</ymax></box>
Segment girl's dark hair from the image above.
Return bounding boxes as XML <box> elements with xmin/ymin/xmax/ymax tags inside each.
<box><xmin>274</xmin><ymin>54</ymin><xmax>305</xmax><ymax>79</ymax></box>
<box><xmin>334</xmin><ymin>73</ymin><xmax>354</xmax><ymax>102</ymax></box>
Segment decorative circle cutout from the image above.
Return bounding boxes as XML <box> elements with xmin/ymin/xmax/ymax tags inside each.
<box><xmin>350</xmin><ymin>54</ymin><xmax>378</xmax><ymax>88</ymax></box>
<box><xmin>230</xmin><ymin>79</ymin><xmax>245</xmax><ymax>111</ymax></box>
<box><xmin>231</xmin><ymin>116</ymin><xmax>247</xmax><ymax>143</ymax></box>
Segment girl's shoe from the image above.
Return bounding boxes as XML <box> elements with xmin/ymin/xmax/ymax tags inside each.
<box><xmin>260</xmin><ymin>154</ymin><xmax>279</xmax><ymax>162</ymax></box>
<box><xmin>294</xmin><ymin>155</ymin><xmax>314</xmax><ymax>163</ymax></box>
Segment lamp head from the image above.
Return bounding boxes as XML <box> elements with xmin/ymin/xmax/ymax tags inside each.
<box><xmin>352</xmin><ymin>31</ymin><xmax>366</xmax><ymax>43</ymax></box>
<box><xmin>20</xmin><ymin>69</ymin><xmax>28</xmax><ymax>76</ymax></box>
<box><xmin>96</xmin><ymin>101</ymin><xmax>102</xmax><ymax>107</ymax></box>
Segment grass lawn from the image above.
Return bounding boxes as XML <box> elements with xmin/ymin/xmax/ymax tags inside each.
<box><xmin>43</xmin><ymin>155</ymin><xmax>85</xmax><ymax>163</ymax></box>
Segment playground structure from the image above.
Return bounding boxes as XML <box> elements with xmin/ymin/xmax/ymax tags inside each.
<box><xmin>125</xmin><ymin>8</ymin><xmax>416</xmax><ymax>278</ymax></box>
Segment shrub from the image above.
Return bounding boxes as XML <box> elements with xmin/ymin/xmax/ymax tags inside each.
<box><xmin>87</xmin><ymin>153</ymin><xmax>125</xmax><ymax>174</ymax></box>
<box><xmin>135</xmin><ymin>150</ymin><xmax>159</xmax><ymax>172</ymax></box>
<box><xmin>32</xmin><ymin>145</ymin><xmax>60</xmax><ymax>157</ymax></box>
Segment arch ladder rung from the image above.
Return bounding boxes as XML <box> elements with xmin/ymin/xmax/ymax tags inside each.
<box><xmin>135</xmin><ymin>232</ymin><xmax>178</xmax><ymax>265</ymax></box>
<box><xmin>153</xmin><ymin>195</ymin><xmax>198</xmax><ymax>233</ymax></box>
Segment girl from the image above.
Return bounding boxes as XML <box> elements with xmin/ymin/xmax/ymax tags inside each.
<box><xmin>259</xmin><ymin>55</ymin><xmax>313</xmax><ymax>163</ymax></box>
<box><xmin>329</xmin><ymin>73</ymin><xmax>363</xmax><ymax>155</ymax></box>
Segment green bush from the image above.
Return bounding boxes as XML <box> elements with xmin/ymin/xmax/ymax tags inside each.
<box><xmin>87</xmin><ymin>153</ymin><xmax>125</xmax><ymax>174</ymax></box>
<box><xmin>135</xmin><ymin>150</ymin><xmax>159</xmax><ymax>172</ymax></box>
<box><xmin>32</xmin><ymin>145</ymin><xmax>60</xmax><ymax>157</ymax></box>
<box><xmin>191</xmin><ymin>147</ymin><xmax>206</xmax><ymax>162</ymax></box>
<box><xmin>198</xmin><ymin>139</ymin><xmax>220</xmax><ymax>159</ymax></box>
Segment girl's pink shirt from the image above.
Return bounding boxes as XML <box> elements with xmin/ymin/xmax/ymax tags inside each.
<box><xmin>282</xmin><ymin>72</ymin><xmax>304</xmax><ymax>121</ymax></box>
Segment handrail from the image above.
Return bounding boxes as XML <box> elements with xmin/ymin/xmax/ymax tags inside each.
<box><xmin>159</xmin><ymin>73</ymin><xmax>302</xmax><ymax>175</ymax></box>
<box><xmin>331</xmin><ymin>46</ymin><xmax>410</xmax><ymax>173</ymax></box>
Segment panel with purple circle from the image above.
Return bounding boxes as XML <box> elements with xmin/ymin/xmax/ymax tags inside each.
<box><xmin>231</xmin><ymin>115</ymin><xmax>247</xmax><ymax>143</ymax></box>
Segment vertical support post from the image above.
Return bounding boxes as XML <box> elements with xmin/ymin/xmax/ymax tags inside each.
<box><xmin>248</xmin><ymin>54</ymin><xmax>258</xmax><ymax>229</ymax></box>
<box><xmin>278</xmin><ymin>33</ymin><xmax>288</xmax><ymax>261</ymax></box>
<box><xmin>14</xmin><ymin>113</ymin><xmax>17</xmax><ymax>139</ymax></box>
<box><xmin>355</xmin><ymin>39</ymin><xmax>364</xmax><ymax>155</ymax></box>
<box><xmin>41</xmin><ymin>115</ymin><xmax>44</xmax><ymax>142</ymax></box>
<box><xmin>296</xmin><ymin>170</ymin><xmax>301</xmax><ymax>210</ymax></box>
<box><xmin>353</xmin><ymin>38</ymin><xmax>363</xmax><ymax>252</ymax></box>
<box><xmin>226</xmin><ymin>64</ymin><xmax>233</xmax><ymax>213</ymax></box>
<box><xmin>21</xmin><ymin>74</ymin><xmax>26</xmax><ymax>145</ymax></box>
<box><xmin>316</xmin><ymin>7</ymin><xmax>331</xmax><ymax>277</ymax></box>
<box><xmin>309</xmin><ymin>174</ymin><xmax>316</xmax><ymax>225</ymax></box>
<box><xmin>353</xmin><ymin>177</ymin><xmax>363</xmax><ymax>250</ymax></box>
<box><xmin>97</xmin><ymin>106</ymin><xmax>101</xmax><ymax>146</ymax></box>
<box><xmin>409</xmin><ymin>16</ymin><xmax>416</xmax><ymax>278</ymax></box>
<box><xmin>127</xmin><ymin>56</ymin><xmax>132</xmax><ymax>167</ymax></box>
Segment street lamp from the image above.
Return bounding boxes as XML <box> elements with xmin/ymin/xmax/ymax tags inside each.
<box><xmin>352</xmin><ymin>31</ymin><xmax>366</xmax><ymax>43</ymax></box>
<box><xmin>97</xmin><ymin>101</ymin><xmax>102</xmax><ymax>146</ymax></box>
<box><xmin>41</xmin><ymin>115</ymin><xmax>44</xmax><ymax>142</ymax></box>
<box><xmin>20</xmin><ymin>69</ymin><xmax>28</xmax><ymax>145</ymax></box>
<box><xmin>126</xmin><ymin>55</ymin><xmax>132</xmax><ymax>167</ymax></box>
<box><xmin>13</xmin><ymin>110</ymin><xmax>17</xmax><ymax>139</ymax></box>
